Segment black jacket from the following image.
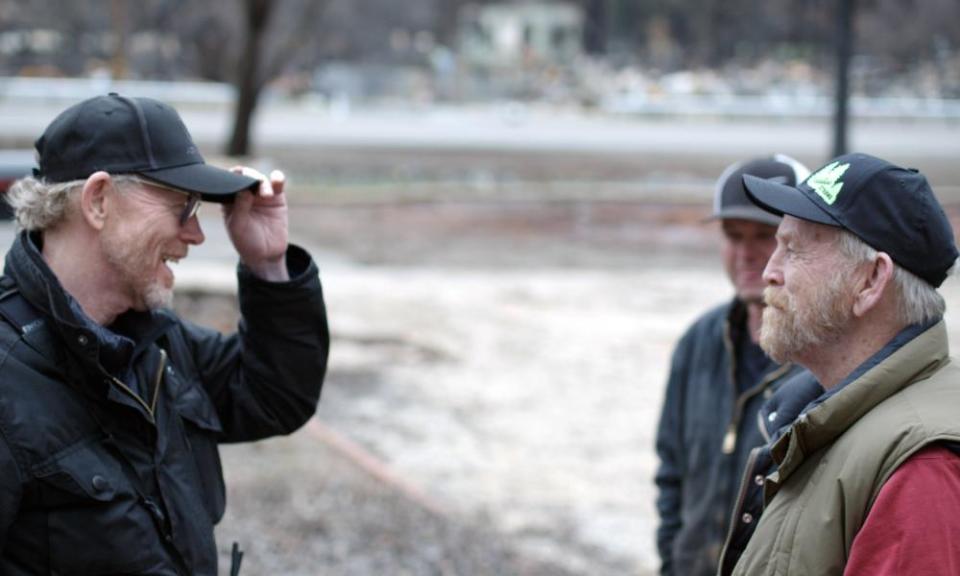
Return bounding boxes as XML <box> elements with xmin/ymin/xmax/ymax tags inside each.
<box><xmin>0</xmin><ymin>231</ymin><xmax>329</xmax><ymax>575</ymax></box>
<box><xmin>654</xmin><ymin>299</ymin><xmax>803</xmax><ymax>576</ymax></box>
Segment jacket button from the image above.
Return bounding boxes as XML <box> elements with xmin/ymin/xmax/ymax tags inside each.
<box><xmin>767</xmin><ymin>411</ymin><xmax>778</xmax><ymax>423</ymax></box>
<box><xmin>754</xmin><ymin>474</ymin><xmax>764</xmax><ymax>486</ymax></box>
<box><xmin>77</xmin><ymin>334</ymin><xmax>89</xmax><ymax>346</ymax></box>
<box><xmin>91</xmin><ymin>475</ymin><xmax>110</xmax><ymax>492</ymax></box>
<box><xmin>742</xmin><ymin>513</ymin><xmax>753</xmax><ymax>524</ymax></box>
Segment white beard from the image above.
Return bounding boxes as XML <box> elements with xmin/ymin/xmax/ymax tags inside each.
<box><xmin>143</xmin><ymin>282</ymin><xmax>174</xmax><ymax>310</ymax></box>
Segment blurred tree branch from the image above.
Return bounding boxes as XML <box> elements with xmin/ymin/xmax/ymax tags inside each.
<box><xmin>226</xmin><ymin>0</ymin><xmax>272</xmax><ymax>156</ymax></box>
<box><xmin>227</xmin><ymin>0</ymin><xmax>331</xmax><ymax>156</ymax></box>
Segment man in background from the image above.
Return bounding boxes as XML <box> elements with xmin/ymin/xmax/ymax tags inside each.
<box><xmin>654</xmin><ymin>154</ymin><xmax>809</xmax><ymax>576</ymax></box>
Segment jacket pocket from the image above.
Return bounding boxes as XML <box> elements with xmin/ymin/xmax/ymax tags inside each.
<box><xmin>33</xmin><ymin>434</ymin><xmax>122</xmax><ymax>503</ymax></box>
<box><xmin>32</xmin><ymin>435</ymin><xmax>165</xmax><ymax>575</ymax></box>
<box><xmin>172</xmin><ymin>380</ymin><xmax>227</xmax><ymax>523</ymax></box>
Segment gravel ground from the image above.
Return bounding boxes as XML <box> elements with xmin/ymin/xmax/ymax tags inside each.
<box><xmin>172</xmin><ymin>185</ymin><xmax>960</xmax><ymax>575</ymax></box>
<box><xmin>180</xmin><ymin>285</ymin><xmax>635</xmax><ymax>576</ymax></box>
<box><xmin>212</xmin><ymin>430</ymin><xmax>583</xmax><ymax>576</ymax></box>
<box><xmin>174</xmin><ymin>195</ymin><xmax>723</xmax><ymax>575</ymax></box>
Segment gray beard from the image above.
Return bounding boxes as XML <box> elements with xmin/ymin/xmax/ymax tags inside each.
<box><xmin>144</xmin><ymin>282</ymin><xmax>173</xmax><ymax>310</ymax></box>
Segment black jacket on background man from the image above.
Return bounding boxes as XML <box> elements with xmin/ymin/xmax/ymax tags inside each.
<box><xmin>654</xmin><ymin>299</ymin><xmax>803</xmax><ymax>576</ymax></box>
<box><xmin>0</xmin><ymin>231</ymin><xmax>329</xmax><ymax>575</ymax></box>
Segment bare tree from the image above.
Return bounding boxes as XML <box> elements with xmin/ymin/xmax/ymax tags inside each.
<box><xmin>226</xmin><ymin>0</ymin><xmax>273</xmax><ymax>156</ymax></box>
<box><xmin>226</xmin><ymin>0</ymin><xmax>330</xmax><ymax>156</ymax></box>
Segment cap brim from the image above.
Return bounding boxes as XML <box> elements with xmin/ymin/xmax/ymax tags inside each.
<box><xmin>138</xmin><ymin>163</ymin><xmax>258</xmax><ymax>203</ymax></box>
<box><xmin>742</xmin><ymin>175</ymin><xmax>839</xmax><ymax>227</ymax></box>
<box><xmin>704</xmin><ymin>206</ymin><xmax>782</xmax><ymax>227</ymax></box>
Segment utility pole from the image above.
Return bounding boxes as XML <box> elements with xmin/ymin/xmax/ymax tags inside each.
<box><xmin>832</xmin><ymin>0</ymin><xmax>855</xmax><ymax>157</ymax></box>
<box><xmin>583</xmin><ymin>0</ymin><xmax>608</xmax><ymax>55</ymax></box>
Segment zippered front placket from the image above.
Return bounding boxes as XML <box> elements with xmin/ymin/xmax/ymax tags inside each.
<box><xmin>104</xmin><ymin>349</ymin><xmax>167</xmax><ymax>423</ymax></box>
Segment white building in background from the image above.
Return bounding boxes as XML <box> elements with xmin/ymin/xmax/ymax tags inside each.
<box><xmin>459</xmin><ymin>1</ymin><xmax>584</xmax><ymax>68</ymax></box>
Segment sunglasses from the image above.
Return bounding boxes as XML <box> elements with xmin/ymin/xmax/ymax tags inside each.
<box><xmin>128</xmin><ymin>177</ymin><xmax>202</xmax><ymax>225</ymax></box>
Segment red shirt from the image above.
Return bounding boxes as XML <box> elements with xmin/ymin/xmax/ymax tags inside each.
<box><xmin>845</xmin><ymin>444</ymin><xmax>960</xmax><ymax>575</ymax></box>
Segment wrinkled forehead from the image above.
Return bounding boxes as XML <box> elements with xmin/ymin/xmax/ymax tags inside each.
<box><xmin>777</xmin><ymin>215</ymin><xmax>842</xmax><ymax>246</ymax></box>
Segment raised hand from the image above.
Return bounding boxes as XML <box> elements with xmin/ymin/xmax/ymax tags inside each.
<box><xmin>223</xmin><ymin>166</ymin><xmax>290</xmax><ymax>281</ymax></box>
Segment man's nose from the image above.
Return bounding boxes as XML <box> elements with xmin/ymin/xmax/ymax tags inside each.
<box><xmin>762</xmin><ymin>249</ymin><xmax>783</xmax><ymax>285</ymax></box>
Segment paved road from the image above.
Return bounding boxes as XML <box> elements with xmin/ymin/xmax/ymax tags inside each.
<box><xmin>2</xmin><ymin>99</ymin><xmax>959</xmax><ymax>186</ymax></box>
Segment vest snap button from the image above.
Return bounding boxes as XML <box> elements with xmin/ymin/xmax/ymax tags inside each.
<box><xmin>91</xmin><ymin>475</ymin><xmax>109</xmax><ymax>492</ymax></box>
<box><xmin>77</xmin><ymin>334</ymin><xmax>89</xmax><ymax>346</ymax></box>
<box><xmin>742</xmin><ymin>512</ymin><xmax>753</xmax><ymax>524</ymax></box>
<box><xmin>754</xmin><ymin>474</ymin><xmax>764</xmax><ymax>486</ymax></box>
<box><xmin>767</xmin><ymin>411</ymin><xmax>778</xmax><ymax>423</ymax></box>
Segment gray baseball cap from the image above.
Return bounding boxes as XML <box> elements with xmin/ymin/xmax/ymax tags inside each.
<box><xmin>708</xmin><ymin>154</ymin><xmax>810</xmax><ymax>226</ymax></box>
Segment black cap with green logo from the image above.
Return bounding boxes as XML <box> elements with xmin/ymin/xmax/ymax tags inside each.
<box><xmin>742</xmin><ymin>152</ymin><xmax>958</xmax><ymax>287</ymax></box>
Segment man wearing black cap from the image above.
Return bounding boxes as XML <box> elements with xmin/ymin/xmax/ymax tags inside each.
<box><xmin>0</xmin><ymin>94</ymin><xmax>329</xmax><ymax>575</ymax></box>
<box><xmin>654</xmin><ymin>155</ymin><xmax>810</xmax><ymax>576</ymax></box>
<box><xmin>719</xmin><ymin>153</ymin><xmax>960</xmax><ymax>575</ymax></box>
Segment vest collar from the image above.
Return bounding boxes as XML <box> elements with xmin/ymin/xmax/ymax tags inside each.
<box><xmin>767</xmin><ymin>320</ymin><xmax>949</xmax><ymax>491</ymax></box>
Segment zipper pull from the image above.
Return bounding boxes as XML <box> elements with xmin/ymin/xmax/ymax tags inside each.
<box><xmin>150</xmin><ymin>349</ymin><xmax>167</xmax><ymax>415</ymax></box>
<box><xmin>722</xmin><ymin>425</ymin><xmax>737</xmax><ymax>454</ymax></box>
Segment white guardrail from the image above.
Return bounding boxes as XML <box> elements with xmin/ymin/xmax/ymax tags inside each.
<box><xmin>1</xmin><ymin>76</ymin><xmax>958</xmax><ymax>120</ymax></box>
<box><xmin>0</xmin><ymin>76</ymin><xmax>235</xmax><ymax>106</ymax></box>
<box><xmin>601</xmin><ymin>92</ymin><xmax>960</xmax><ymax>120</ymax></box>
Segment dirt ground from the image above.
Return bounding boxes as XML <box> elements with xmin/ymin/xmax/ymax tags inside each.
<box><xmin>178</xmin><ymin>191</ymin><xmax>727</xmax><ymax>575</ymax></box>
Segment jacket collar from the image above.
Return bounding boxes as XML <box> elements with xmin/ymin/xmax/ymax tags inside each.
<box><xmin>768</xmin><ymin>320</ymin><xmax>949</xmax><ymax>485</ymax></box>
<box><xmin>4</xmin><ymin>230</ymin><xmax>175</xmax><ymax>378</ymax></box>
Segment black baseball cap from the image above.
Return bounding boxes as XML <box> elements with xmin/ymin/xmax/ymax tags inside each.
<box><xmin>743</xmin><ymin>152</ymin><xmax>959</xmax><ymax>287</ymax></box>
<box><xmin>33</xmin><ymin>93</ymin><xmax>258</xmax><ymax>202</ymax></box>
<box><xmin>709</xmin><ymin>154</ymin><xmax>810</xmax><ymax>226</ymax></box>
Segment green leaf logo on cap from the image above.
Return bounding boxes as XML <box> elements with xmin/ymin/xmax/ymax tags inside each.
<box><xmin>806</xmin><ymin>161</ymin><xmax>850</xmax><ymax>205</ymax></box>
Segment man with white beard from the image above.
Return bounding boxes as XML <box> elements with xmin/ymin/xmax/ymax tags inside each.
<box><xmin>718</xmin><ymin>153</ymin><xmax>960</xmax><ymax>575</ymax></box>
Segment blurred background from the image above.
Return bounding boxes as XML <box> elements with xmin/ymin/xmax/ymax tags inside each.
<box><xmin>1</xmin><ymin>1</ymin><xmax>958</xmax><ymax>574</ymax></box>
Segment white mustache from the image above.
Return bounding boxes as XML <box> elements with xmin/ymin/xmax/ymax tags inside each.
<box><xmin>763</xmin><ymin>287</ymin><xmax>788</xmax><ymax>310</ymax></box>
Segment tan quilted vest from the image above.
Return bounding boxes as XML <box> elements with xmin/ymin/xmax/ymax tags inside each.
<box><xmin>731</xmin><ymin>321</ymin><xmax>960</xmax><ymax>576</ymax></box>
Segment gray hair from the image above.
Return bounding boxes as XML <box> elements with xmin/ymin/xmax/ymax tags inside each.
<box><xmin>836</xmin><ymin>230</ymin><xmax>950</xmax><ymax>325</ymax></box>
<box><xmin>6</xmin><ymin>174</ymin><xmax>139</xmax><ymax>231</ymax></box>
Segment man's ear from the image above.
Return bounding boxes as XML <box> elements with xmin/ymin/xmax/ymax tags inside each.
<box><xmin>852</xmin><ymin>252</ymin><xmax>895</xmax><ymax>317</ymax></box>
<box><xmin>79</xmin><ymin>171</ymin><xmax>113</xmax><ymax>230</ymax></box>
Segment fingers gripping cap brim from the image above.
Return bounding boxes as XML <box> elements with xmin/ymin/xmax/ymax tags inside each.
<box><xmin>138</xmin><ymin>163</ymin><xmax>259</xmax><ymax>203</ymax></box>
<box><xmin>742</xmin><ymin>174</ymin><xmax>839</xmax><ymax>227</ymax></box>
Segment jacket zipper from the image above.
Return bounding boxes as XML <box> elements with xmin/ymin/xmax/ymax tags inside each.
<box><xmin>150</xmin><ymin>349</ymin><xmax>167</xmax><ymax>414</ymax></box>
<box><xmin>106</xmin><ymin>350</ymin><xmax>185</xmax><ymax>573</ymax></box>
<box><xmin>105</xmin><ymin>349</ymin><xmax>167</xmax><ymax>423</ymax></box>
